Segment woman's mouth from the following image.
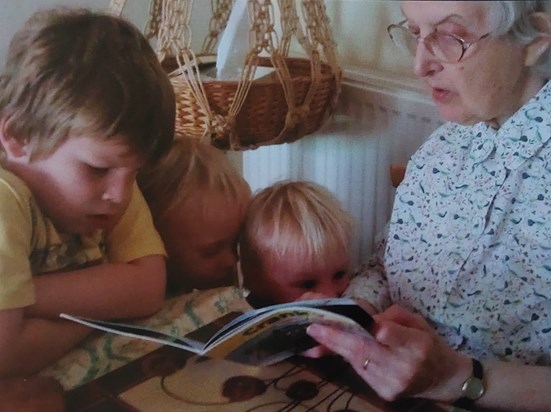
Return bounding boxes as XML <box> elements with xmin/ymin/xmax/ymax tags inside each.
<box><xmin>432</xmin><ymin>87</ymin><xmax>452</xmax><ymax>103</ymax></box>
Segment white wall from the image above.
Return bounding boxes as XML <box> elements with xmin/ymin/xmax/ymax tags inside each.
<box><xmin>0</xmin><ymin>1</ymin><xmax>415</xmax><ymax>82</ymax></box>
<box><xmin>325</xmin><ymin>0</ymin><xmax>414</xmax><ymax>78</ymax></box>
<box><xmin>0</xmin><ymin>0</ymin><xmax>212</xmax><ymax>68</ymax></box>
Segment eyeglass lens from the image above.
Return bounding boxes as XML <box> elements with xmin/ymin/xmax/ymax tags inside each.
<box><xmin>389</xmin><ymin>25</ymin><xmax>464</xmax><ymax>63</ymax></box>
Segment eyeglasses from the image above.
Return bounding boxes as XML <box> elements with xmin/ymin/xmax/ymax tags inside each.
<box><xmin>387</xmin><ymin>19</ymin><xmax>491</xmax><ymax>63</ymax></box>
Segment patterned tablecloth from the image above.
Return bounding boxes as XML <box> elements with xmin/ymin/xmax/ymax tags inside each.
<box><xmin>39</xmin><ymin>286</ymin><xmax>253</xmax><ymax>390</ymax></box>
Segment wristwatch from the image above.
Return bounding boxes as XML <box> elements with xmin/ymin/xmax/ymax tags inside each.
<box><xmin>453</xmin><ymin>358</ymin><xmax>485</xmax><ymax>411</ymax></box>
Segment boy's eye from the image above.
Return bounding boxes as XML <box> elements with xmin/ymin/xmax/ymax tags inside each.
<box><xmin>298</xmin><ymin>280</ymin><xmax>317</xmax><ymax>290</ymax></box>
<box><xmin>334</xmin><ymin>270</ymin><xmax>347</xmax><ymax>280</ymax></box>
<box><xmin>200</xmin><ymin>244</ymin><xmax>224</xmax><ymax>258</ymax></box>
<box><xmin>87</xmin><ymin>165</ymin><xmax>110</xmax><ymax>176</ymax></box>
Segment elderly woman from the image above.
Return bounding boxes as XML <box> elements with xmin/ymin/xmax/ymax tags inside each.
<box><xmin>305</xmin><ymin>1</ymin><xmax>551</xmax><ymax>411</ymax></box>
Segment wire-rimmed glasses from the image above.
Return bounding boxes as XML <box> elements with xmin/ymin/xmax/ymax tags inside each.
<box><xmin>387</xmin><ymin>19</ymin><xmax>491</xmax><ymax>63</ymax></box>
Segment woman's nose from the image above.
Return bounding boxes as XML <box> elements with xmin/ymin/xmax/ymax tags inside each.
<box><xmin>413</xmin><ymin>41</ymin><xmax>443</xmax><ymax>78</ymax></box>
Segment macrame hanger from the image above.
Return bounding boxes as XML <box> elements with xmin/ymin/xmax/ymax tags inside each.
<box><xmin>107</xmin><ymin>0</ymin><xmax>341</xmax><ymax>150</ymax></box>
<box><xmin>201</xmin><ymin>0</ymin><xmax>234</xmax><ymax>55</ymax></box>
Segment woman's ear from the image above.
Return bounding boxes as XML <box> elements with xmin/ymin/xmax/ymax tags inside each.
<box><xmin>0</xmin><ymin>117</ymin><xmax>29</xmax><ymax>160</ymax></box>
<box><xmin>524</xmin><ymin>12</ymin><xmax>551</xmax><ymax>67</ymax></box>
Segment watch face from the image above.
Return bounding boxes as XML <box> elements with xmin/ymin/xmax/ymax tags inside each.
<box><xmin>463</xmin><ymin>377</ymin><xmax>485</xmax><ymax>400</ymax></box>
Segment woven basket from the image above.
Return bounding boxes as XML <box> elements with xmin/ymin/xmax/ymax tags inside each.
<box><xmin>163</xmin><ymin>56</ymin><xmax>340</xmax><ymax>150</ymax></box>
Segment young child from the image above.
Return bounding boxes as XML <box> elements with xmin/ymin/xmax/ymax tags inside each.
<box><xmin>0</xmin><ymin>8</ymin><xmax>175</xmax><ymax>376</ymax></box>
<box><xmin>138</xmin><ymin>137</ymin><xmax>251</xmax><ymax>293</ymax></box>
<box><xmin>240</xmin><ymin>180</ymin><xmax>354</xmax><ymax>307</ymax></box>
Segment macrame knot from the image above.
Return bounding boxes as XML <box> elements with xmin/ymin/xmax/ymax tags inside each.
<box><xmin>285</xmin><ymin>104</ymin><xmax>310</xmax><ymax>129</ymax></box>
<box><xmin>208</xmin><ymin>113</ymin><xmax>233</xmax><ymax>138</ymax></box>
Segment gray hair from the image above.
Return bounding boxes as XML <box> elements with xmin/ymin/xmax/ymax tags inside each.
<box><xmin>490</xmin><ymin>1</ymin><xmax>551</xmax><ymax>75</ymax></box>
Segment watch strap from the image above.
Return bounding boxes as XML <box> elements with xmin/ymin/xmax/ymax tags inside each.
<box><xmin>453</xmin><ymin>358</ymin><xmax>484</xmax><ymax>410</ymax></box>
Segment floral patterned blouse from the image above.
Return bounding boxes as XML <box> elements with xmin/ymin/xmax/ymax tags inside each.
<box><xmin>348</xmin><ymin>81</ymin><xmax>551</xmax><ymax>366</ymax></box>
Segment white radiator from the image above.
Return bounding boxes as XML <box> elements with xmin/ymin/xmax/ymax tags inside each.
<box><xmin>242</xmin><ymin>68</ymin><xmax>442</xmax><ymax>267</ymax></box>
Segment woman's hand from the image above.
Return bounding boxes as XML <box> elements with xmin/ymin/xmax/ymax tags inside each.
<box><xmin>306</xmin><ymin>304</ymin><xmax>472</xmax><ymax>402</ymax></box>
<box><xmin>296</xmin><ymin>294</ymin><xmax>377</xmax><ymax>358</ymax></box>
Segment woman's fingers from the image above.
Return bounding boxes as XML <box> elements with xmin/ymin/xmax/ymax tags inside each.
<box><xmin>306</xmin><ymin>323</ymin><xmax>405</xmax><ymax>400</ymax></box>
<box><xmin>306</xmin><ymin>324</ymin><xmax>380</xmax><ymax>369</ymax></box>
<box><xmin>306</xmin><ymin>324</ymin><xmax>366</xmax><ymax>358</ymax></box>
<box><xmin>299</xmin><ymin>344</ymin><xmax>331</xmax><ymax>358</ymax></box>
<box><xmin>305</xmin><ymin>310</ymin><xmax>446</xmax><ymax>401</ymax></box>
<box><xmin>374</xmin><ymin>317</ymin><xmax>431</xmax><ymax>350</ymax></box>
<box><xmin>374</xmin><ymin>304</ymin><xmax>432</xmax><ymax>331</ymax></box>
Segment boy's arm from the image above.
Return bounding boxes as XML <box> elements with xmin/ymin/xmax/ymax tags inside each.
<box><xmin>0</xmin><ymin>308</ymin><xmax>91</xmax><ymax>377</ymax></box>
<box><xmin>27</xmin><ymin>185</ymin><xmax>167</xmax><ymax>320</ymax></box>
<box><xmin>25</xmin><ymin>254</ymin><xmax>166</xmax><ymax>320</ymax></box>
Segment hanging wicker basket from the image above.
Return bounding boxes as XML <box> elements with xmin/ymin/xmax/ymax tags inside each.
<box><xmin>165</xmin><ymin>56</ymin><xmax>339</xmax><ymax>149</ymax></box>
<box><xmin>109</xmin><ymin>0</ymin><xmax>341</xmax><ymax>150</ymax></box>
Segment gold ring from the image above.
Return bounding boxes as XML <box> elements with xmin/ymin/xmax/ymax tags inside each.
<box><xmin>362</xmin><ymin>357</ymin><xmax>370</xmax><ymax>369</ymax></box>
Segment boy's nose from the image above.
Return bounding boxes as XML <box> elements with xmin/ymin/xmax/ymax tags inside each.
<box><xmin>103</xmin><ymin>186</ymin><xmax>123</xmax><ymax>204</ymax></box>
<box><xmin>221</xmin><ymin>247</ymin><xmax>238</xmax><ymax>271</ymax></box>
<box><xmin>103</xmin><ymin>177</ymin><xmax>132</xmax><ymax>205</ymax></box>
<box><xmin>315</xmin><ymin>283</ymin><xmax>341</xmax><ymax>298</ymax></box>
<box><xmin>316</xmin><ymin>276</ymin><xmax>350</xmax><ymax>298</ymax></box>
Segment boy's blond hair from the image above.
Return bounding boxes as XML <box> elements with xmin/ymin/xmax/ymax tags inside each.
<box><xmin>0</xmin><ymin>8</ymin><xmax>174</xmax><ymax>162</ymax></box>
<box><xmin>241</xmin><ymin>180</ymin><xmax>354</xmax><ymax>270</ymax></box>
<box><xmin>138</xmin><ymin>137</ymin><xmax>251</xmax><ymax>220</ymax></box>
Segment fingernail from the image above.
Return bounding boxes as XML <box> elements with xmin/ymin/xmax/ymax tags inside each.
<box><xmin>306</xmin><ymin>324</ymin><xmax>322</xmax><ymax>337</ymax></box>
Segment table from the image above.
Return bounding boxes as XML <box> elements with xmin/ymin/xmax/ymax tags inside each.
<box><xmin>65</xmin><ymin>345</ymin><xmax>442</xmax><ymax>411</ymax></box>
<box><xmin>2</xmin><ymin>286</ymin><xmax>449</xmax><ymax>411</ymax></box>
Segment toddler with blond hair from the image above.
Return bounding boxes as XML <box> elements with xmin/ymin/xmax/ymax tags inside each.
<box><xmin>240</xmin><ymin>180</ymin><xmax>354</xmax><ymax>307</ymax></box>
<box><xmin>139</xmin><ymin>137</ymin><xmax>251</xmax><ymax>293</ymax></box>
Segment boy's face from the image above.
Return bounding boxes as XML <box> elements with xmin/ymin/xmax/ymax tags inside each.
<box><xmin>159</xmin><ymin>191</ymin><xmax>243</xmax><ymax>291</ymax></box>
<box><xmin>245</xmin><ymin>248</ymin><xmax>350</xmax><ymax>305</ymax></box>
<box><xmin>16</xmin><ymin>135</ymin><xmax>142</xmax><ymax>235</ymax></box>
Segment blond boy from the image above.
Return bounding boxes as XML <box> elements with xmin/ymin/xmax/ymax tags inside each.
<box><xmin>0</xmin><ymin>9</ymin><xmax>175</xmax><ymax>376</ymax></box>
<box><xmin>240</xmin><ymin>180</ymin><xmax>354</xmax><ymax>307</ymax></box>
<box><xmin>139</xmin><ymin>137</ymin><xmax>251</xmax><ymax>293</ymax></box>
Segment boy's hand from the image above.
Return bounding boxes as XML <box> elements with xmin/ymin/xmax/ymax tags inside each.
<box><xmin>0</xmin><ymin>308</ymin><xmax>24</xmax><ymax>366</ymax></box>
<box><xmin>0</xmin><ymin>309</ymin><xmax>91</xmax><ymax>377</ymax></box>
<box><xmin>0</xmin><ymin>375</ymin><xmax>65</xmax><ymax>411</ymax></box>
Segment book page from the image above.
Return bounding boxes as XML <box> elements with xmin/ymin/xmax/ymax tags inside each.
<box><xmin>208</xmin><ymin>297</ymin><xmax>369</xmax><ymax>344</ymax></box>
<box><xmin>59</xmin><ymin>314</ymin><xmax>204</xmax><ymax>353</ymax></box>
<box><xmin>205</xmin><ymin>307</ymin><xmax>373</xmax><ymax>366</ymax></box>
<box><xmin>60</xmin><ymin>298</ymin><xmax>373</xmax><ymax>367</ymax></box>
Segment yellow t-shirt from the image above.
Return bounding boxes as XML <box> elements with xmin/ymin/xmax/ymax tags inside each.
<box><xmin>0</xmin><ymin>168</ymin><xmax>165</xmax><ymax>310</ymax></box>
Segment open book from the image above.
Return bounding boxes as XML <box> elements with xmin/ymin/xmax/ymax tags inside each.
<box><xmin>60</xmin><ymin>297</ymin><xmax>373</xmax><ymax>367</ymax></box>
